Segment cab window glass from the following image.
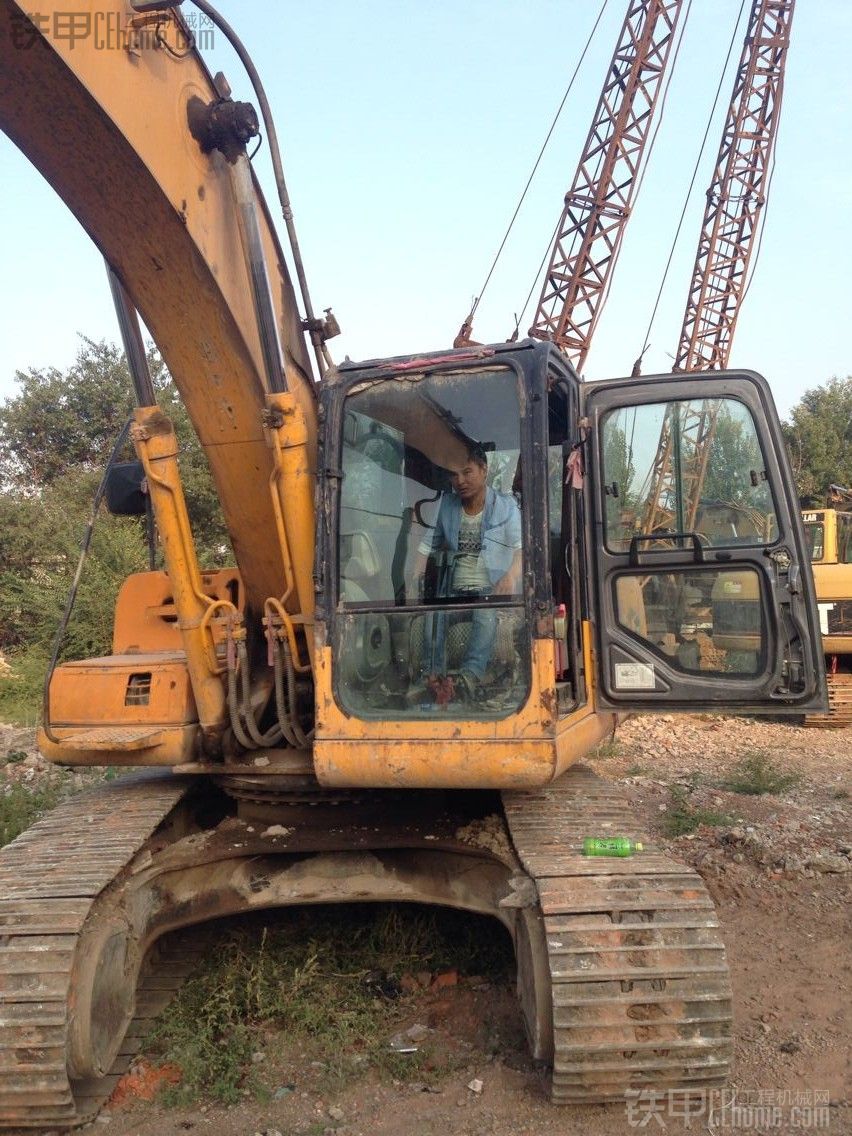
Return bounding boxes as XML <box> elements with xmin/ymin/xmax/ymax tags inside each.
<box><xmin>339</xmin><ymin>369</ymin><xmax>522</xmax><ymax>605</ymax></box>
<box><xmin>613</xmin><ymin>567</ymin><xmax>765</xmax><ymax>679</ymax></box>
<box><xmin>803</xmin><ymin>521</ymin><xmax>825</xmax><ymax>562</ymax></box>
<box><xmin>602</xmin><ymin>398</ymin><xmax>777</xmax><ymax>552</ymax></box>
<box><xmin>839</xmin><ymin>514</ymin><xmax>852</xmax><ymax>564</ymax></box>
<box><xmin>336</xmin><ymin>367</ymin><xmax>529</xmax><ymax>720</ymax></box>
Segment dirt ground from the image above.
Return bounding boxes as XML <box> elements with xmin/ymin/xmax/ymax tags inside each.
<box><xmin>3</xmin><ymin>714</ymin><xmax>850</xmax><ymax>1136</ymax></box>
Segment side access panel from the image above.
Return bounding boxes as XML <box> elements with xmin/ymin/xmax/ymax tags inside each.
<box><xmin>582</xmin><ymin>371</ymin><xmax>826</xmax><ymax>714</ymax></box>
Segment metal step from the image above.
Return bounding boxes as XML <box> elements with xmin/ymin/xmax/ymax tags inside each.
<box><xmin>55</xmin><ymin>727</ymin><xmax>164</xmax><ymax>750</ymax></box>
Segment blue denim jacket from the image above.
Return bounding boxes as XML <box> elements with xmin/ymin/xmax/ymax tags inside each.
<box><xmin>418</xmin><ymin>486</ymin><xmax>521</xmax><ymax>586</ymax></box>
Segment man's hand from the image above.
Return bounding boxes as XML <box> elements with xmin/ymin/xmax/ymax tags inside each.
<box><xmin>493</xmin><ymin>572</ymin><xmax>520</xmax><ymax>599</ymax></box>
<box><xmin>492</xmin><ymin>551</ymin><xmax>522</xmax><ymax>595</ymax></box>
<box><xmin>407</xmin><ymin>551</ymin><xmax>429</xmax><ymax>601</ymax></box>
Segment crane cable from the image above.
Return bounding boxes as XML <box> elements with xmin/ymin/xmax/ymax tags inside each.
<box><xmin>41</xmin><ymin>418</ymin><xmax>134</xmax><ymax>744</ymax></box>
<box><xmin>513</xmin><ymin>0</ymin><xmax>695</xmax><ymax>348</ymax></box>
<box><xmin>459</xmin><ymin>0</ymin><xmax>612</xmax><ymax>336</ymax></box>
<box><xmin>512</xmin><ymin>216</ymin><xmax>563</xmax><ymax>344</ymax></box>
<box><xmin>633</xmin><ymin>0</ymin><xmax>749</xmax><ymax>372</ymax></box>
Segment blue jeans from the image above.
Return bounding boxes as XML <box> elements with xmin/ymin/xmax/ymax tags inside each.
<box><xmin>421</xmin><ymin>604</ymin><xmax>497</xmax><ymax>679</ymax></box>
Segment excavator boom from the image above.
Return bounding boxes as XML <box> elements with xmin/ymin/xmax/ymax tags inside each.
<box><xmin>0</xmin><ymin>0</ymin><xmax>317</xmax><ymax>615</ymax></box>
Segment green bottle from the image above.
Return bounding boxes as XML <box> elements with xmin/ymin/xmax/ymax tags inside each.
<box><xmin>582</xmin><ymin>836</ymin><xmax>644</xmax><ymax>857</ymax></box>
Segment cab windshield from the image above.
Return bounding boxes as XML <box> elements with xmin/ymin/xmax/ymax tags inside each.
<box><xmin>336</xmin><ymin>366</ymin><xmax>530</xmax><ymax>719</ymax></box>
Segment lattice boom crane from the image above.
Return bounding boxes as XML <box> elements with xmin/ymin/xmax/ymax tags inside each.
<box><xmin>675</xmin><ymin>0</ymin><xmax>794</xmax><ymax>372</ymax></box>
<box><xmin>640</xmin><ymin>0</ymin><xmax>794</xmax><ymax>537</ymax></box>
<box><xmin>528</xmin><ymin>0</ymin><xmax>684</xmax><ymax>369</ymax></box>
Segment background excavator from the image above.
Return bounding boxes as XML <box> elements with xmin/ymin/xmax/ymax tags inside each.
<box><xmin>0</xmin><ymin>0</ymin><xmax>826</xmax><ymax>1127</ymax></box>
<box><xmin>802</xmin><ymin>485</ymin><xmax>852</xmax><ymax>725</ymax></box>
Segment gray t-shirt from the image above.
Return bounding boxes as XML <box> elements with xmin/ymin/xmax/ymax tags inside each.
<box><xmin>453</xmin><ymin>509</ymin><xmax>491</xmax><ymax>592</ymax></box>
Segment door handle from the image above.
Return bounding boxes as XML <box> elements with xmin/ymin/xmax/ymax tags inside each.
<box><xmin>628</xmin><ymin>531</ymin><xmax>708</xmax><ymax>567</ymax></box>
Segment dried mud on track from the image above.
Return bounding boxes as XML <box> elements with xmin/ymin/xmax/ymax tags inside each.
<box><xmin>3</xmin><ymin>715</ymin><xmax>851</xmax><ymax>1136</ymax></box>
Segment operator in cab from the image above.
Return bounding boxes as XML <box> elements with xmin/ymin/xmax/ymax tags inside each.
<box><xmin>411</xmin><ymin>443</ymin><xmax>522</xmax><ymax>695</ymax></box>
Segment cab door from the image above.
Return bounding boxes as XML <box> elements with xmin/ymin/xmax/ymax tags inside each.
<box><xmin>582</xmin><ymin>371</ymin><xmax>827</xmax><ymax>713</ymax></box>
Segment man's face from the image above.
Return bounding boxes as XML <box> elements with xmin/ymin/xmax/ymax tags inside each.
<box><xmin>450</xmin><ymin>459</ymin><xmax>487</xmax><ymax>504</ymax></box>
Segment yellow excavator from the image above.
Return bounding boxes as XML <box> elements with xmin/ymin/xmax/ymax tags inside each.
<box><xmin>0</xmin><ymin>1</ymin><xmax>827</xmax><ymax>1126</ymax></box>
<box><xmin>803</xmin><ymin>487</ymin><xmax>852</xmax><ymax>725</ymax></box>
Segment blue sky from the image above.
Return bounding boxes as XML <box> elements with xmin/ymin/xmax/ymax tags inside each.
<box><xmin>1</xmin><ymin>0</ymin><xmax>850</xmax><ymax>420</ymax></box>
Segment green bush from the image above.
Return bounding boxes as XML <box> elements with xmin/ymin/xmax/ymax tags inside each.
<box><xmin>0</xmin><ymin>648</ymin><xmax>48</xmax><ymax>726</ymax></box>
<box><xmin>719</xmin><ymin>752</ymin><xmax>800</xmax><ymax>796</ymax></box>
<box><xmin>661</xmin><ymin>787</ymin><xmax>733</xmax><ymax>838</ymax></box>
<box><xmin>0</xmin><ymin>779</ymin><xmax>63</xmax><ymax>847</ymax></box>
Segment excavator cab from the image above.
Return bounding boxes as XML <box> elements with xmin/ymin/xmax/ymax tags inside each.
<box><xmin>314</xmin><ymin>340</ymin><xmax>585</xmax><ymax>785</ymax></box>
<box><xmin>314</xmin><ymin>342</ymin><xmax>826</xmax><ymax>787</ymax></box>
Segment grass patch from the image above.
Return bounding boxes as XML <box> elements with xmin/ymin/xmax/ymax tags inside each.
<box><xmin>147</xmin><ymin>905</ymin><xmax>513</xmax><ymax>1106</ymax></box>
<box><xmin>719</xmin><ymin>752</ymin><xmax>800</xmax><ymax>796</ymax></box>
<box><xmin>0</xmin><ymin>649</ymin><xmax>46</xmax><ymax>726</ymax></box>
<box><xmin>661</xmin><ymin>787</ymin><xmax>733</xmax><ymax>838</ymax></box>
<box><xmin>0</xmin><ymin>779</ymin><xmax>63</xmax><ymax>847</ymax></box>
<box><xmin>0</xmin><ymin>764</ymin><xmax>116</xmax><ymax>850</ymax></box>
<box><xmin>592</xmin><ymin>736</ymin><xmax>622</xmax><ymax>759</ymax></box>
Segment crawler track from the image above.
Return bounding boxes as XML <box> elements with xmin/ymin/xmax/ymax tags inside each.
<box><xmin>0</xmin><ymin>764</ymin><xmax>732</xmax><ymax>1125</ymax></box>
<box><xmin>0</xmin><ymin>774</ymin><xmax>192</xmax><ymax>1128</ymax></box>
<box><xmin>804</xmin><ymin>671</ymin><xmax>852</xmax><ymax>728</ymax></box>
<box><xmin>0</xmin><ymin>775</ymin><xmax>517</xmax><ymax>1129</ymax></box>
<box><xmin>503</xmin><ymin>765</ymin><xmax>733</xmax><ymax>1102</ymax></box>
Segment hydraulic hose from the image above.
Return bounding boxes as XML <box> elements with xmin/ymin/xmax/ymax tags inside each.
<box><xmin>41</xmin><ymin>419</ymin><xmax>133</xmax><ymax>743</ymax></box>
<box><xmin>191</xmin><ymin>0</ymin><xmax>329</xmax><ymax>378</ymax></box>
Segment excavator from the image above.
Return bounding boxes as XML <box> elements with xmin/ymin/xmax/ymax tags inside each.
<box><xmin>803</xmin><ymin>486</ymin><xmax>852</xmax><ymax>726</ymax></box>
<box><xmin>0</xmin><ymin>0</ymin><xmax>827</xmax><ymax>1127</ymax></box>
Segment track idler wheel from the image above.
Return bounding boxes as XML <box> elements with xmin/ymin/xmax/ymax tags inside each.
<box><xmin>67</xmin><ymin>917</ymin><xmax>140</xmax><ymax>1081</ymax></box>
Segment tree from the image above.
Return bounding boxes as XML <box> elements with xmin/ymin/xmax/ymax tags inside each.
<box><xmin>703</xmin><ymin>403</ymin><xmax>766</xmax><ymax>506</ymax></box>
<box><xmin>602</xmin><ymin>421</ymin><xmax>637</xmax><ymax>538</ymax></box>
<box><xmin>0</xmin><ymin>471</ymin><xmax>148</xmax><ymax>656</ymax></box>
<box><xmin>0</xmin><ymin>338</ymin><xmax>230</xmax><ymax>665</ymax></box>
<box><xmin>782</xmin><ymin>377</ymin><xmax>852</xmax><ymax>505</ymax></box>
<box><xmin>0</xmin><ymin>337</ymin><xmax>229</xmax><ymax>554</ymax></box>
<box><xmin>0</xmin><ymin>339</ymin><xmax>136</xmax><ymax>489</ymax></box>
<box><xmin>603</xmin><ymin>422</ymin><xmax>636</xmax><ymax>506</ymax></box>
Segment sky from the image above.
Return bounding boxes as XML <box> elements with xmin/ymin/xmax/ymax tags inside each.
<box><xmin>1</xmin><ymin>0</ymin><xmax>850</xmax><ymax>421</ymax></box>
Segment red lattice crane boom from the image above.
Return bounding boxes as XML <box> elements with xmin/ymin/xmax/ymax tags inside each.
<box><xmin>528</xmin><ymin>0</ymin><xmax>684</xmax><ymax>369</ymax></box>
<box><xmin>675</xmin><ymin>0</ymin><xmax>794</xmax><ymax>372</ymax></box>
<box><xmin>639</xmin><ymin>0</ymin><xmax>794</xmax><ymax>537</ymax></box>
